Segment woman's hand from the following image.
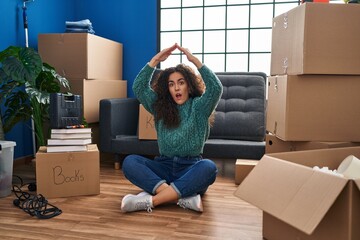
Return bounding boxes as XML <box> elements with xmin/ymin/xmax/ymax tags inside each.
<box><xmin>148</xmin><ymin>43</ymin><xmax>203</xmax><ymax>69</ymax></box>
<box><xmin>176</xmin><ymin>44</ymin><xmax>203</xmax><ymax>69</ymax></box>
<box><xmin>149</xmin><ymin>44</ymin><xmax>177</xmax><ymax>68</ymax></box>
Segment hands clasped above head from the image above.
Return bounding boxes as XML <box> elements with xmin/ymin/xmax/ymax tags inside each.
<box><xmin>149</xmin><ymin>43</ymin><xmax>202</xmax><ymax>69</ymax></box>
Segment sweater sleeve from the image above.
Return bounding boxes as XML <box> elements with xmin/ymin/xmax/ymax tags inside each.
<box><xmin>193</xmin><ymin>65</ymin><xmax>223</xmax><ymax>117</ymax></box>
<box><xmin>132</xmin><ymin>64</ymin><xmax>157</xmax><ymax>114</ymax></box>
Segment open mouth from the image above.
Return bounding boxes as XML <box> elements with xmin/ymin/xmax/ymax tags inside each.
<box><xmin>175</xmin><ymin>93</ymin><xmax>182</xmax><ymax>100</ymax></box>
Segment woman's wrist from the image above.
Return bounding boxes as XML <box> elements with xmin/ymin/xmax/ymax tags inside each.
<box><xmin>149</xmin><ymin>58</ymin><xmax>159</xmax><ymax>68</ymax></box>
<box><xmin>192</xmin><ymin>58</ymin><xmax>203</xmax><ymax>69</ymax></box>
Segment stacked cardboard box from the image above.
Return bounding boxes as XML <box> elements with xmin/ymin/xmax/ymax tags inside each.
<box><xmin>36</xmin><ymin>34</ymin><xmax>126</xmax><ymax>197</ymax></box>
<box><xmin>236</xmin><ymin>3</ymin><xmax>360</xmax><ymax>240</ymax></box>
<box><xmin>38</xmin><ymin>33</ymin><xmax>127</xmax><ymax>125</ymax></box>
<box><xmin>266</xmin><ymin>3</ymin><xmax>360</xmax><ymax>150</ymax></box>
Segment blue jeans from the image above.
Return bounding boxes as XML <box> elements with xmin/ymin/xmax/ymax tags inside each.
<box><xmin>122</xmin><ymin>154</ymin><xmax>218</xmax><ymax>198</ymax></box>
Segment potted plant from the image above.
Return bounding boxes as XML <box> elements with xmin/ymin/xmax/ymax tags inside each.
<box><xmin>0</xmin><ymin>46</ymin><xmax>70</xmax><ymax>149</ymax></box>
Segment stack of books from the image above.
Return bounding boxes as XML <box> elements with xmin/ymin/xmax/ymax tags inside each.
<box><xmin>46</xmin><ymin>127</ymin><xmax>92</xmax><ymax>153</ymax></box>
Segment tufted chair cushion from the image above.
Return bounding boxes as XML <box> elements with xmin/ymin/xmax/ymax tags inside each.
<box><xmin>209</xmin><ymin>72</ymin><xmax>267</xmax><ymax>142</ymax></box>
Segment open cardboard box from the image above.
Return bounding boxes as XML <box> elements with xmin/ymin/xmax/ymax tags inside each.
<box><xmin>235</xmin><ymin>147</ymin><xmax>360</xmax><ymax>240</ymax></box>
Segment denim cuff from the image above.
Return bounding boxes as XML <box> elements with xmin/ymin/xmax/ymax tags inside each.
<box><xmin>152</xmin><ymin>180</ymin><xmax>166</xmax><ymax>195</ymax></box>
<box><xmin>170</xmin><ymin>182</ymin><xmax>181</xmax><ymax>198</ymax></box>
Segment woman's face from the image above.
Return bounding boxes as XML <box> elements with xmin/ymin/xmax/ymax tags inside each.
<box><xmin>168</xmin><ymin>72</ymin><xmax>190</xmax><ymax>105</ymax></box>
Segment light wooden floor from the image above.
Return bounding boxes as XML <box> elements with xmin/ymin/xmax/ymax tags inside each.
<box><xmin>0</xmin><ymin>157</ymin><xmax>263</xmax><ymax>240</ymax></box>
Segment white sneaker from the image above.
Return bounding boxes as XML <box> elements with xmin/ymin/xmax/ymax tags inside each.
<box><xmin>121</xmin><ymin>193</ymin><xmax>153</xmax><ymax>213</ymax></box>
<box><xmin>136</xmin><ymin>191</ymin><xmax>151</xmax><ymax>197</ymax></box>
<box><xmin>177</xmin><ymin>194</ymin><xmax>203</xmax><ymax>212</ymax></box>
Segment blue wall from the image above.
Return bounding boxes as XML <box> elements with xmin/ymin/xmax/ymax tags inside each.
<box><xmin>0</xmin><ymin>0</ymin><xmax>158</xmax><ymax>159</ymax></box>
<box><xmin>74</xmin><ymin>0</ymin><xmax>158</xmax><ymax>97</ymax></box>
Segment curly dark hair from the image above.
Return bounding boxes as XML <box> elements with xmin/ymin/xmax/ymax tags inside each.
<box><xmin>152</xmin><ymin>64</ymin><xmax>205</xmax><ymax>128</ymax></box>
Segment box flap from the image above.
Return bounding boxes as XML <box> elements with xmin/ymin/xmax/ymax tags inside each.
<box><xmin>235</xmin><ymin>155</ymin><xmax>348</xmax><ymax>235</ymax></box>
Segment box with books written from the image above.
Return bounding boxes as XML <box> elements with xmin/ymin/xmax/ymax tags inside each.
<box><xmin>36</xmin><ymin>144</ymin><xmax>100</xmax><ymax>198</ymax></box>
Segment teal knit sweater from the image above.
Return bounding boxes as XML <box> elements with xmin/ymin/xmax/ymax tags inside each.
<box><xmin>133</xmin><ymin>64</ymin><xmax>223</xmax><ymax>157</ymax></box>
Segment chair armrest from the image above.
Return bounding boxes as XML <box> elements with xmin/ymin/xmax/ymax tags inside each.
<box><xmin>99</xmin><ymin>98</ymin><xmax>139</xmax><ymax>153</ymax></box>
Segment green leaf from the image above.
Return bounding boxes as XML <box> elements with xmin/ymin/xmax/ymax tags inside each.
<box><xmin>41</xmin><ymin>63</ymin><xmax>71</xmax><ymax>90</ymax></box>
<box><xmin>2</xmin><ymin>105</ymin><xmax>32</xmax><ymax>133</ymax></box>
<box><xmin>0</xmin><ymin>46</ymin><xmax>20</xmax><ymax>62</ymax></box>
<box><xmin>0</xmin><ymin>46</ymin><xmax>68</xmax><ymax>144</ymax></box>
<box><xmin>25</xmin><ymin>82</ymin><xmax>50</xmax><ymax>105</ymax></box>
<box><xmin>0</xmin><ymin>67</ymin><xmax>10</xmax><ymax>84</ymax></box>
<box><xmin>2</xmin><ymin>91</ymin><xmax>32</xmax><ymax>133</ymax></box>
<box><xmin>2</xmin><ymin>47</ymin><xmax>42</xmax><ymax>84</ymax></box>
<box><xmin>0</xmin><ymin>84</ymin><xmax>19</xmax><ymax>102</ymax></box>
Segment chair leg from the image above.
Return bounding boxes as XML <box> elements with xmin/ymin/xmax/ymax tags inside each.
<box><xmin>114</xmin><ymin>154</ymin><xmax>121</xmax><ymax>170</ymax></box>
<box><xmin>114</xmin><ymin>154</ymin><xmax>126</xmax><ymax>170</ymax></box>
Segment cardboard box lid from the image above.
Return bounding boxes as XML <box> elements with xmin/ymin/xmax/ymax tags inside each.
<box><xmin>235</xmin><ymin>155</ymin><xmax>349</xmax><ymax>235</ymax></box>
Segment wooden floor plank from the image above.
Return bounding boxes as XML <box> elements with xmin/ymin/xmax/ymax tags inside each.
<box><xmin>0</xmin><ymin>158</ymin><xmax>262</xmax><ymax>240</ymax></box>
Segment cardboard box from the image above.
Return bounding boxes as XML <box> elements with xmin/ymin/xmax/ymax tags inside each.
<box><xmin>270</xmin><ymin>3</ymin><xmax>360</xmax><ymax>75</ymax></box>
<box><xmin>235</xmin><ymin>159</ymin><xmax>258</xmax><ymax>185</ymax></box>
<box><xmin>38</xmin><ymin>33</ymin><xmax>123</xmax><ymax>79</ymax></box>
<box><xmin>138</xmin><ymin>104</ymin><xmax>157</xmax><ymax>140</ymax></box>
<box><xmin>36</xmin><ymin>144</ymin><xmax>100</xmax><ymax>198</ymax></box>
<box><xmin>266</xmin><ymin>75</ymin><xmax>360</xmax><ymax>142</ymax></box>
<box><xmin>235</xmin><ymin>147</ymin><xmax>360</xmax><ymax>240</ymax></box>
<box><xmin>266</xmin><ymin>133</ymin><xmax>360</xmax><ymax>154</ymax></box>
<box><xmin>68</xmin><ymin>79</ymin><xmax>127</xmax><ymax>123</ymax></box>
